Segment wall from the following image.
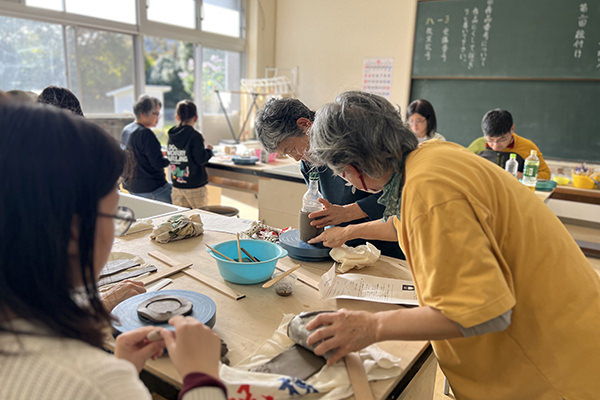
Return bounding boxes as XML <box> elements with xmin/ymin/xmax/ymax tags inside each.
<box><xmin>273</xmin><ymin>0</ymin><xmax>418</xmax><ymax>111</ymax></box>
<box><xmin>245</xmin><ymin>0</ymin><xmax>277</xmax><ymax>79</ymax></box>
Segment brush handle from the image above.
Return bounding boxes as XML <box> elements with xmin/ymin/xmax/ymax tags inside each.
<box><xmin>241</xmin><ymin>247</ymin><xmax>259</xmax><ymax>262</ymax></box>
<box><xmin>205</xmin><ymin>244</ymin><xmax>236</xmax><ymax>262</ymax></box>
<box><xmin>262</xmin><ymin>264</ymin><xmax>301</xmax><ymax>288</ymax></box>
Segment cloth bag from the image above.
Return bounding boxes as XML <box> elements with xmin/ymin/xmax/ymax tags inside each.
<box><xmin>219</xmin><ymin>314</ymin><xmax>403</xmax><ymax>399</ymax></box>
<box><xmin>150</xmin><ymin>214</ymin><xmax>203</xmax><ymax>243</ymax></box>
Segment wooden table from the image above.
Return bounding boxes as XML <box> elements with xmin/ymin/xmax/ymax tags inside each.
<box><xmin>111</xmin><ymin>210</ymin><xmax>435</xmax><ymax>400</ymax></box>
<box><xmin>549</xmin><ymin>185</ymin><xmax>600</xmax><ymax>205</ymax></box>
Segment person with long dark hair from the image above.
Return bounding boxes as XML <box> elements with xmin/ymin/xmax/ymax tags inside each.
<box><xmin>0</xmin><ymin>102</ymin><xmax>226</xmax><ymax>399</ymax></box>
<box><xmin>406</xmin><ymin>99</ymin><xmax>445</xmax><ymax>143</ymax></box>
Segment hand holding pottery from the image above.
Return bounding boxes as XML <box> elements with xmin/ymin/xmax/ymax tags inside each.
<box><xmin>161</xmin><ymin>315</ymin><xmax>222</xmax><ymax>379</ymax></box>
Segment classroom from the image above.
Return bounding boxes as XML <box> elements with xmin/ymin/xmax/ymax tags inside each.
<box><xmin>1</xmin><ymin>1</ymin><xmax>599</xmax><ymax>400</ymax></box>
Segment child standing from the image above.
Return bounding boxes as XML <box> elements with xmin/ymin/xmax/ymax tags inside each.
<box><xmin>167</xmin><ymin>100</ymin><xmax>214</xmax><ymax>208</ymax></box>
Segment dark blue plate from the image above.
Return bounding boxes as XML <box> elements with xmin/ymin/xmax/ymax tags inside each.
<box><xmin>111</xmin><ymin>289</ymin><xmax>216</xmax><ymax>334</ymax></box>
<box><xmin>279</xmin><ymin>229</ymin><xmax>331</xmax><ymax>261</ymax></box>
<box><xmin>232</xmin><ymin>156</ymin><xmax>259</xmax><ymax>165</ymax></box>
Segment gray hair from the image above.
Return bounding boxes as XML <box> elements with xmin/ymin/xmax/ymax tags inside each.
<box><xmin>255</xmin><ymin>97</ymin><xmax>316</xmax><ymax>152</ymax></box>
<box><xmin>133</xmin><ymin>95</ymin><xmax>161</xmax><ymax>119</ymax></box>
<box><xmin>308</xmin><ymin>91</ymin><xmax>418</xmax><ymax>179</ymax></box>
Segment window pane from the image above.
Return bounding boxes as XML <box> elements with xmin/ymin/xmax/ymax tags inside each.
<box><xmin>203</xmin><ymin>0</ymin><xmax>241</xmax><ymax>37</ymax></box>
<box><xmin>26</xmin><ymin>0</ymin><xmax>136</xmax><ymax>24</ymax></box>
<box><xmin>25</xmin><ymin>0</ymin><xmax>63</xmax><ymax>11</ymax></box>
<box><xmin>66</xmin><ymin>0</ymin><xmax>136</xmax><ymax>24</ymax></box>
<box><xmin>147</xmin><ymin>0</ymin><xmax>196</xmax><ymax>29</ymax></box>
<box><xmin>202</xmin><ymin>47</ymin><xmax>241</xmax><ymax>115</ymax></box>
<box><xmin>0</xmin><ymin>16</ymin><xmax>66</xmax><ymax>92</ymax></box>
<box><xmin>73</xmin><ymin>28</ymin><xmax>134</xmax><ymax>114</ymax></box>
<box><xmin>145</xmin><ymin>36</ymin><xmax>196</xmax><ymax>143</ymax></box>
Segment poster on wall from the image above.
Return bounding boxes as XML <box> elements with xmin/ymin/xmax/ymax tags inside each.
<box><xmin>362</xmin><ymin>58</ymin><xmax>393</xmax><ymax>99</ymax></box>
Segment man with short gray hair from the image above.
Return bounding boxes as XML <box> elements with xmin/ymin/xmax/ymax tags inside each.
<box><xmin>121</xmin><ymin>95</ymin><xmax>171</xmax><ymax>203</ymax></box>
<box><xmin>255</xmin><ymin>97</ymin><xmax>404</xmax><ymax>259</ymax></box>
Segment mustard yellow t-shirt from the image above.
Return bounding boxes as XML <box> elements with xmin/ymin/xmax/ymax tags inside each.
<box><xmin>393</xmin><ymin>141</ymin><xmax>600</xmax><ymax>400</ymax></box>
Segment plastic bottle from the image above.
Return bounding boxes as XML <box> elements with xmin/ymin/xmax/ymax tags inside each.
<box><xmin>522</xmin><ymin>150</ymin><xmax>540</xmax><ymax>192</ymax></box>
<box><xmin>299</xmin><ymin>172</ymin><xmax>324</xmax><ymax>242</ymax></box>
<box><xmin>504</xmin><ymin>153</ymin><xmax>519</xmax><ymax>178</ymax></box>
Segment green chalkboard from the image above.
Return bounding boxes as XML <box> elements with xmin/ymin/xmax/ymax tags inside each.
<box><xmin>413</xmin><ymin>0</ymin><xmax>600</xmax><ymax>78</ymax></box>
<box><xmin>410</xmin><ymin>79</ymin><xmax>600</xmax><ymax>162</ymax></box>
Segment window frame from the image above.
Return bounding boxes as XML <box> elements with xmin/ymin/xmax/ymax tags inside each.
<box><xmin>0</xmin><ymin>0</ymin><xmax>246</xmax><ymax>114</ymax></box>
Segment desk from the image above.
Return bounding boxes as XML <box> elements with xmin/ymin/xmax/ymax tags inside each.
<box><xmin>561</xmin><ymin>218</ymin><xmax>600</xmax><ymax>276</ymax></box>
<box><xmin>207</xmin><ymin>158</ymin><xmax>307</xmax><ymax>228</ymax></box>
<box><xmin>549</xmin><ymin>186</ymin><xmax>600</xmax><ymax>205</ymax></box>
<box><xmin>111</xmin><ymin>210</ymin><xmax>435</xmax><ymax>400</ymax></box>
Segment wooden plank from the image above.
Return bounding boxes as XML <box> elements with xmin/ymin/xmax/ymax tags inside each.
<box><xmin>550</xmin><ymin>186</ymin><xmax>600</xmax><ymax>205</ymax></box>
<box><xmin>576</xmin><ymin>239</ymin><xmax>600</xmax><ymax>258</ymax></box>
<box><xmin>345</xmin><ymin>352</ymin><xmax>375</xmax><ymax>400</ymax></box>
<box><xmin>148</xmin><ymin>251</ymin><xmax>179</xmax><ymax>268</ymax></box>
<box><xmin>138</xmin><ymin>262</ymin><xmax>192</xmax><ymax>285</ymax></box>
<box><xmin>183</xmin><ymin>269</ymin><xmax>245</xmax><ymax>301</ymax></box>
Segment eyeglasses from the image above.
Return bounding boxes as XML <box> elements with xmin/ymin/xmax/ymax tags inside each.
<box><xmin>340</xmin><ymin>165</ymin><xmax>369</xmax><ymax>192</ymax></box>
<box><xmin>407</xmin><ymin>117</ymin><xmax>427</xmax><ymax>125</ymax></box>
<box><xmin>484</xmin><ymin>133</ymin><xmax>512</xmax><ymax>145</ymax></box>
<box><xmin>98</xmin><ymin>206</ymin><xmax>136</xmax><ymax>236</ymax></box>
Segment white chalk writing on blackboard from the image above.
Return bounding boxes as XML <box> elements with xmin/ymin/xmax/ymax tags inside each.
<box><xmin>480</xmin><ymin>1</ymin><xmax>494</xmax><ymax>67</ymax></box>
<box><xmin>468</xmin><ymin>7</ymin><xmax>479</xmax><ymax>70</ymax></box>
<box><xmin>573</xmin><ymin>3</ymin><xmax>588</xmax><ymax>59</ymax></box>
<box><xmin>425</xmin><ymin>13</ymin><xmax>450</xmax><ymax>63</ymax></box>
<box><xmin>460</xmin><ymin>8</ymin><xmax>470</xmax><ymax>64</ymax></box>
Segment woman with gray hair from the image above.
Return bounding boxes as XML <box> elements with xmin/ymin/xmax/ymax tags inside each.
<box><xmin>255</xmin><ymin>97</ymin><xmax>405</xmax><ymax>259</ymax></box>
<box><xmin>304</xmin><ymin>91</ymin><xmax>600</xmax><ymax>400</ymax></box>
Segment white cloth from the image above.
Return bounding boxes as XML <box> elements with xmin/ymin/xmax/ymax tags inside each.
<box><xmin>219</xmin><ymin>314</ymin><xmax>402</xmax><ymax>400</ymax></box>
<box><xmin>329</xmin><ymin>242</ymin><xmax>381</xmax><ymax>273</ymax></box>
<box><xmin>0</xmin><ymin>319</ymin><xmax>223</xmax><ymax>400</ymax></box>
<box><xmin>417</xmin><ymin>131</ymin><xmax>446</xmax><ymax>143</ymax></box>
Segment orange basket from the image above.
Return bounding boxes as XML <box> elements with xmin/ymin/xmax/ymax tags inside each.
<box><xmin>572</xmin><ymin>174</ymin><xmax>596</xmax><ymax>189</ymax></box>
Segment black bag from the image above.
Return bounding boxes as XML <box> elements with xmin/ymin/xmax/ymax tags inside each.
<box><xmin>477</xmin><ymin>150</ymin><xmax>525</xmax><ymax>172</ymax></box>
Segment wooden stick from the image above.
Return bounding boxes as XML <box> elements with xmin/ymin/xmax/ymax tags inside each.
<box><xmin>205</xmin><ymin>244</ymin><xmax>236</xmax><ymax>262</ymax></box>
<box><xmin>139</xmin><ymin>262</ymin><xmax>192</xmax><ymax>285</ymax></box>
<box><xmin>148</xmin><ymin>250</ymin><xmax>179</xmax><ymax>267</ymax></box>
<box><xmin>183</xmin><ymin>269</ymin><xmax>246</xmax><ymax>301</ymax></box>
<box><xmin>344</xmin><ymin>352</ymin><xmax>374</xmax><ymax>400</ymax></box>
<box><xmin>236</xmin><ymin>233</ymin><xmax>242</xmax><ymax>262</ymax></box>
<box><xmin>275</xmin><ymin>265</ymin><xmax>320</xmax><ymax>290</ymax></box>
<box><xmin>262</xmin><ymin>264</ymin><xmax>301</xmax><ymax>288</ymax></box>
<box><xmin>241</xmin><ymin>247</ymin><xmax>259</xmax><ymax>262</ymax></box>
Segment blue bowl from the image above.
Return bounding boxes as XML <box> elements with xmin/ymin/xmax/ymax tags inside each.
<box><xmin>207</xmin><ymin>239</ymin><xmax>288</xmax><ymax>284</ymax></box>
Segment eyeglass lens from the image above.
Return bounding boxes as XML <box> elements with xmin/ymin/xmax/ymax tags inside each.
<box><xmin>114</xmin><ymin>206</ymin><xmax>135</xmax><ymax>236</ymax></box>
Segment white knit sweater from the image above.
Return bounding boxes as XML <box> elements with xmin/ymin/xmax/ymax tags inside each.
<box><xmin>0</xmin><ymin>320</ymin><xmax>224</xmax><ymax>400</ymax></box>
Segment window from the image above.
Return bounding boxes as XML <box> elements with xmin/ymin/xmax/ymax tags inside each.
<box><xmin>68</xmin><ymin>28</ymin><xmax>134</xmax><ymax>114</ymax></box>
<box><xmin>202</xmin><ymin>47</ymin><xmax>241</xmax><ymax>115</ymax></box>
<box><xmin>0</xmin><ymin>15</ymin><xmax>66</xmax><ymax>92</ymax></box>
<box><xmin>145</xmin><ymin>36</ymin><xmax>195</xmax><ymax>142</ymax></box>
<box><xmin>147</xmin><ymin>0</ymin><xmax>196</xmax><ymax>29</ymax></box>
<box><xmin>25</xmin><ymin>0</ymin><xmax>136</xmax><ymax>24</ymax></box>
<box><xmin>202</xmin><ymin>0</ymin><xmax>242</xmax><ymax>38</ymax></box>
<box><xmin>66</xmin><ymin>0</ymin><xmax>136</xmax><ymax>25</ymax></box>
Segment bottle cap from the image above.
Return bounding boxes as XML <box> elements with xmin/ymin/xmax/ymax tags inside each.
<box><xmin>308</xmin><ymin>171</ymin><xmax>319</xmax><ymax>180</ymax></box>
<box><xmin>509</xmin><ymin>153</ymin><xmax>516</xmax><ymax>159</ymax></box>
<box><xmin>530</xmin><ymin>150</ymin><xmax>537</xmax><ymax>156</ymax></box>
